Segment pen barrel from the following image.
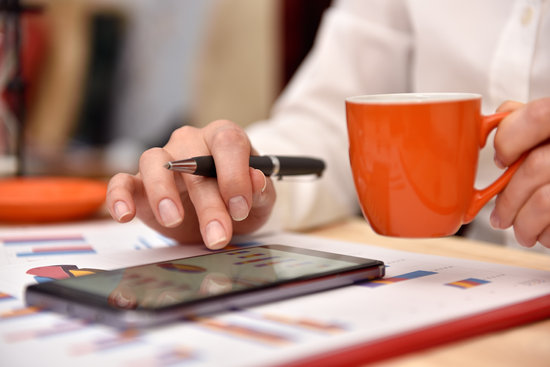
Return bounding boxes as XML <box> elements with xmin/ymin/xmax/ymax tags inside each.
<box><xmin>192</xmin><ymin>156</ymin><xmax>218</xmax><ymax>177</ymax></box>
<box><xmin>192</xmin><ymin>156</ymin><xmax>276</xmax><ymax>177</ymax></box>
<box><xmin>170</xmin><ymin>155</ymin><xmax>326</xmax><ymax>178</ymax></box>
<box><xmin>271</xmin><ymin>156</ymin><xmax>326</xmax><ymax>177</ymax></box>
<box><xmin>248</xmin><ymin>156</ymin><xmax>275</xmax><ymax>175</ymax></box>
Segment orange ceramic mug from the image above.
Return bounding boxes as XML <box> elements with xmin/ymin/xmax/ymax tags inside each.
<box><xmin>345</xmin><ymin>93</ymin><xmax>523</xmax><ymax>238</ymax></box>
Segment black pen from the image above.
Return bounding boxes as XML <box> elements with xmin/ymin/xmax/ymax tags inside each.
<box><xmin>165</xmin><ymin>155</ymin><xmax>326</xmax><ymax>178</ymax></box>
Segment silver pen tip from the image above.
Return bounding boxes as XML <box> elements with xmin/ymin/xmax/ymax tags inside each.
<box><xmin>164</xmin><ymin>162</ymin><xmax>172</xmax><ymax>169</ymax></box>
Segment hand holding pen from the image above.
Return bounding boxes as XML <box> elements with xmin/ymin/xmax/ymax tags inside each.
<box><xmin>106</xmin><ymin>120</ymin><xmax>322</xmax><ymax>251</ymax></box>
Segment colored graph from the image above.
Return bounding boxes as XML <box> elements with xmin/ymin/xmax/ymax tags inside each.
<box><xmin>1</xmin><ymin>234</ymin><xmax>85</xmax><ymax>245</ymax></box>
<box><xmin>224</xmin><ymin>246</ymin><xmax>319</xmax><ymax>268</ymax></box>
<box><xmin>227</xmin><ymin>248</ymin><xmax>293</xmax><ymax>268</ymax></box>
<box><xmin>234</xmin><ymin>256</ymin><xmax>280</xmax><ymax>265</ymax></box>
<box><xmin>196</xmin><ymin>317</ymin><xmax>292</xmax><ymax>346</ymax></box>
<box><xmin>260</xmin><ymin>313</ymin><xmax>347</xmax><ymax>334</ymax></box>
<box><xmin>223</xmin><ymin>241</ymin><xmax>261</xmax><ymax>251</ymax></box>
<box><xmin>231</xmin><ymin>252</ymin><xmax>264</xmax><ymax>258</ymax></box>
<box><xmin>70</xmin><ymin>329</ymin><xmax>141</xmax><ymax>355</ymax></box>
<box><xmin>126</xmin><ymin>346</ymin><xmax>195</xmax><ymax>367</ymax></box>
<box><xmin>225</xmin><ymin>249</ymin><xmax>252</xmax><ymax>255</ymax></box>
<box><xmin>446</xmin><ymin>278</ymin><xmax>490</xmax><ymax>289</ymax></box>
<box><xmin>0</xmin><ymin>292</ymin><xmax>14</xmax><ymax>301</ymax></box>
<box><xmin>17</xmin><ymin>245</ymin><xmax>96</xmax><ymax>257</ymax></box>
<box><xmin>361</xmin><ymin>270</ymin><xmax>438</xmax><ymax>288</ymax></box>
<box><xmin>4</xmin><ymin>320</ymin><xmax>90</xmax><ymax>343</ymax></box>
<box><xmin>0</xmin><ymin>306</ymin><xmax>41</xmax><ymax>320</ymax></box>
<box><xmin>157</xmin><ymin>262</ymin><xmax>207</xmax><ymax>273</ymax></box>
<box><xmin>1</xmin><ymin>234</ymin><xmax>96</xmax><ymax>257</ymax></box>
<box><xmin>134</xmin><ymin>234</ymin><xmax>176</xmax><ymax>250</ymax></box>
<box><xmin>27</xmin><ymin>264</ymin><xmax>104</xmax><ymax>282</ymax></box>
<box><xmin>228</xmin><ymin>250</ymin><xmax>316</xmax><ymax>269</ymax></box>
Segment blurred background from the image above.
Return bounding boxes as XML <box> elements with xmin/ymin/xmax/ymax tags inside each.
<box><xmin>0</xmin><ymin>0</ymin><xmax>332</xmax><ymax>178</ymax></box>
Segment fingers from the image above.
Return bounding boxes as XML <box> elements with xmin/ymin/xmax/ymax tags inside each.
<box><xmin>491</xmin><ymin>98</ymin><xmax>550</xmax><ymax>248</ymax></box>
<box><xmin>491</xmin><ymin>146</ymin><xmax>550</xmax><ymax>247</ymax></box>
<box><xmin>202</xmin><ymin>120</ymin><xmax>254</xmax><ymax>221</ymax></box>
<box><xmin>535</xmin><ymin>226</ymin><xmax>550</xmax><ymax>249</ymax></box>
<box><xmin>199</xmin><ymin>273</ymin><xmax>233</xmax><ymax>295</ymax></box>
<box><xmin>139</xmin><ymin>148</ymin><xmax>184</xmax><ymax>228</ymax></box>
<box><xmin>108</xmin><ymin>285</ymin><xmax>137</xmax><ymax>309</ymax></box>
<box><xmin>495</xmin><ymin>100</ymin><xmax>524</xmax><ymax>114</ymax></box>
<box><xmin>105</xmin><ymin>120</ymin><xmax>276</xmax><ymax>249</ymax></box>
<box><xmin>249</xmin><ymin>168</ymin><xmax>275</xmax><ymax>219</ymax></box>
<box><xmin>106</xmin><ymin>173</ymin><xmax>138</xmax><ymax>223</ymax></box>
<box><xmin>494</xmin><ymin>98</ymin><xmax>550</xmax><ymax>167</ymax></box>
<box><xmin>164</xmin><ymin>122</ymin><xmax>272</xmax><ymax>249</ymax></box>
<box><xmin>185</xmin><ymin>173</ymin><xmax>233</xmax><ymax>249</ymax></box>
<box><xmin>491</xmin><ymin>145</ymin><xmax>550</xmax><ymax>227</ymax></box>
<box><xmin>251</xmin><ymin>168</ymin><xmax>268</xmax><ymax>200</ymax></box>
<box><xmin>512</xmin><ymin>185</ymin><xmax>550</xmax><ymax>248</ymax></box>
<box><xmin>164</xmin><ymin>122</ymin><xmax>254</xmax><ymax>248</ymax></box>
<box><xmin>233</xmin><ymin>168</ymin><xmax>276</xmax><ymax>235</ymax></box>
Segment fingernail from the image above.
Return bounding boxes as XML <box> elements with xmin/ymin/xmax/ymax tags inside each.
<box><xmin>260</xmin><ymin>172</ymin><xmax>267</xmax><ymax>193</ymax></box>
<box><xmin>490</xmin><ymin>210</ymin><xmax>501</xmax><ymax>229</ymax></box>
<box><xmin>229</xmin><ymin>195</ymin><xmax>249</xmax><ymax>221</ymax></box>
<box><xmin>203</xmin><ymin>277</ymin><xmax>231</xmax><ymax>294</ymax></box>
<box><xmin>114</xmin><ymin>291</ymin><xmax>131</xmax><ymax>308</ymax></box>
<box><xmin>114</xmin><ymin>201</ymin><xmax>131</xmax><ymax>221</ymax></box>
<box><xmin>205</xmin><ymin>220</ymin><xmax>227</xmax><ymax>249</ymax></box>
<box><xmin>158</xmin><ymin>198</ymin><xmax>182</xmax><ymax>227</ymax></box>
<box><xmin>494</xmin><ymin>155</ymin><xmax>505</xmax><ymax>169</ymax></box>
<box><xmin>520</xmin><ymin>240</ymin><xmax>531</xmax><ymax>248</ymax></box>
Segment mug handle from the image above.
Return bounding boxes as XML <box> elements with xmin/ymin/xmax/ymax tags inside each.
<box><xmin>463</xmin><ymin>112</ymin><xmax>526</xmax><ymax>223</ymax></box>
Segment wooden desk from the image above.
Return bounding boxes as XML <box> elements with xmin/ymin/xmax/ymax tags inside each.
<box><xmin>306</xmin><ymin>218</ymin><xmax>550</xmax><ymax>367</ymax></box>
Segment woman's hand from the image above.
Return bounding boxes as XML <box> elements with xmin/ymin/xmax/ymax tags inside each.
<box><xmin>490</xmin><ymin>98</ymin><xmax>550</xmax><ymax>248</ymax></box>
<box><xmin>105</xmin><ymin>120</ymin><xmax>276</xmax><ymax>249</ymax></box>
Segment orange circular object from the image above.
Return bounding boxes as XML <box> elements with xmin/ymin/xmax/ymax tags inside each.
<box><xmin>0</xmin><ymin>177</ymin><xmax>108</xmax><ymax>223</ymax></box>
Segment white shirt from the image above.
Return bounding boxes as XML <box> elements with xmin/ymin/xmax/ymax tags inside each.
<box><xmin>247</xmin><ymin>0</ymin><xmax>550</xmax><ymax>248</ymax></box>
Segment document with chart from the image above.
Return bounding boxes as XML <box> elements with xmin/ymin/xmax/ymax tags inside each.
<box><xmin>0</xmin><ymin>220</ymin><xmax>549</xmax><ymax>366</ymax></box>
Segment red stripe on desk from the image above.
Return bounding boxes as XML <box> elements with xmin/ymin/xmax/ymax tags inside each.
<box><xmin>282</xmin><ymin>294</ymin><xmax>550</xmax><ymax>367</ymax></box>
<box><xmin>31</xmin><ymin>245</ymin><xmax>93</xmax><ymax>253</ymax></box>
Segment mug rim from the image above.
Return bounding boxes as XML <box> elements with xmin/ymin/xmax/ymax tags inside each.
<box><xmin>345</xmin><ymin>92</ymin><xmax>482</xmax><ymax>104</ymax></box>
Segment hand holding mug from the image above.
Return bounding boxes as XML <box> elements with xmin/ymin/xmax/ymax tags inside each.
<box><xmin>490</xmin><ymin>98</ymin><xmax>550</xmax><ymax>248</ymax></box>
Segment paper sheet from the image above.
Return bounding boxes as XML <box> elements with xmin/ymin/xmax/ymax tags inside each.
<box><xmin>1</xmin><ymin>219</ymin><xmax>549</xmax><ymax>367</ymax></box>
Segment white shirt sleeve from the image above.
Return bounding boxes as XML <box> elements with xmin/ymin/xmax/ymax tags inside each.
<box><xmin>247</xmin><ymin>0</ymin><xmax>413</xmax><ymax>232</ymax></box>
